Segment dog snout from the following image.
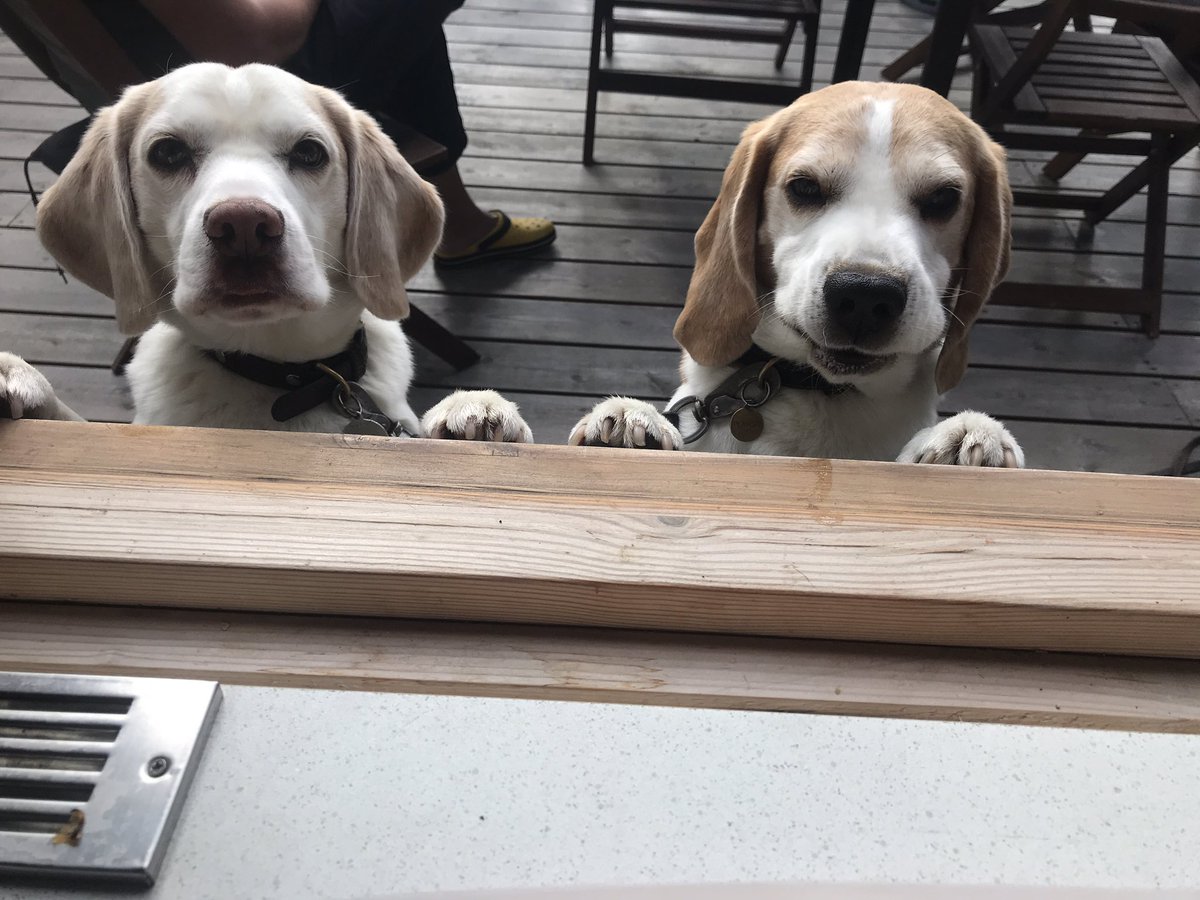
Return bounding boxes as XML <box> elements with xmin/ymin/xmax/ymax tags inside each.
<box><xmin>204</xmin><ymin>199</ymin><xmax>284</xmax><ymax>259</ymax></box>
<box><xmin>822</xmin><ymin>271</ymin><xmax>908</xmax><ymax>341</ymax></box>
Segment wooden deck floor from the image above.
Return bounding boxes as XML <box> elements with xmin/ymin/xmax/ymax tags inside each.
<box><xmin>2</xmin><ymin>0</ymin><xmax>1199</xmax><ymax>473</ymax></box>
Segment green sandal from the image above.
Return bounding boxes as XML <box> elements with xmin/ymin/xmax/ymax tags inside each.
<box><xmin>433</xmin><ymin>210</ymin><xmax>556</xmax><ymax>268</ymax></box>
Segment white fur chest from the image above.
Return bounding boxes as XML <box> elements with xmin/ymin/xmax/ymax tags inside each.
<box><xmin>125</xmin><ymin>314</ymin><xmax>420</xmax><ymax>434</ymax></box>
<box><xmin>672</xmin><ymin>365</ymin><xmax>938</xmax><ymax>461</ymax></box>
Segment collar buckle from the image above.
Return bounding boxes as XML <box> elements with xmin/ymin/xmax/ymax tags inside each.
<box><xmin>663</xmin><ymin>344</ymin><xmax>851</xmax><ymax>445</ymax></box>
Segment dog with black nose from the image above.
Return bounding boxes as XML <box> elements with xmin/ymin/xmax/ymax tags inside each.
<box><xmin>0</xmin><ymin>62</ymin><xmax>531</xmax><ymax>443</ymax></box>
<box><xmin>571</xmin><ymin>82</ymin><xmax>1023</xmax><ymax>468</ymax></box>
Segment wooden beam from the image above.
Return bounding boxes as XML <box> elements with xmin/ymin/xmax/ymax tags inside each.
<box><xmin>2</xmin><ymin>420</ymin><xmax>1200</xmax><ymax>657</ymax></box>
<box><xmin>2</xmin><ymin>601</ymin><xmax>1199</xmax><ymax>734</ymax></box>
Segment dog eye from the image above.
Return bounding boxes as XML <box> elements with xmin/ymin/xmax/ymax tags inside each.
<box><xmin>148</xmin><ymin>138</ymin><xmax>192</xmax><ymax>172</ymax></box>
<box><xmin>289</xmin><ymin>139</ymin><xmax>329</xmax><ymax>170</ymax></box>
<box><xmin>918</xmin><ymin>186</ymin><xmax>961</xmax><ymax>220</ymax></box>
<box><xmin>786</xmin><ymin>176</ymin><xmax>825</xmax><ymax>206</ymax></box>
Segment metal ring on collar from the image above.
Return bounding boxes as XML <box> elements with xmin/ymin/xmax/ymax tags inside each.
<box><xmin>663</xmin><ymin>395</ymin><xmax>710</xmax><ymax>444</ymax></box>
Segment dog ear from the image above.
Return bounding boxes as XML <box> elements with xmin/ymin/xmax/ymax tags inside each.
<box><xmin>936</xmin><ymin>137</ymin><xmax>1012</xmax><ymax>394</ymax></box>
<box><xmin>36</xmin><ymin>85</ymin><xmax>162</xmax><ymax>335</ymax></box>
<box><xmin>674</xmin><ymin>118</ymin><xmax>778</xmax><ymax>367</ymax></box>
<box><xmin>337</xmin><ymin>105</ymin><xmax>445</xmax><ymax>321</ymax></box>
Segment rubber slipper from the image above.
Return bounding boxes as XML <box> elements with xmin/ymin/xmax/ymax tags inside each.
<box><xmin>433</xmin><ymin>210</ymin><xmax>556</xmax><ymax>268</ymax></box>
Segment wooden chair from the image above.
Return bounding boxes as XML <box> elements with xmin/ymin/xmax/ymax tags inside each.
<box><xmin>969</xmin><ymin>0</ymin><xmax>1200</xmax><ymax>336</ymax></box>
<box><xmin>584</xmin><ymin>0</ymin><xmax>821</xmax><ymax>164</ymax></box>
<box><xmin>1</xmin><ymin>0</ymin><xmax>480</xmax><ymax>373</ymax></box>
<box><xmin>881</xmin><ymin>0</ymin><xmax>1094</xmax><ymax>85</ymax></box>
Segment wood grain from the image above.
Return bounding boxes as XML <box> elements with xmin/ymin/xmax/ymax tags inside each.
<box><xmin>2</xmin><ymin>420</ymin><xmax>1200</xmax><ymax>657</ymax></box>
<box><xmin>2</xmin><ymin>601</ymin><xmax>1199</xmax><ymax>733</ymax></box>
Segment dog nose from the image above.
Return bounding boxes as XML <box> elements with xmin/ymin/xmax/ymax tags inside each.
<box><xmin>204</xmin><ymin>199</ymin><xmax>284</xmax><ymax>259</ymax></box>
<box><xmin>823</xmin><ymin>271</ymin><xmax>908</xmax><ymax>340</ymax></box>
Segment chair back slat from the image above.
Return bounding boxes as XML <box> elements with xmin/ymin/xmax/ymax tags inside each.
<box><xmin>980</xmin><ymin>0</ymin><xmax>1081</xmax><ymax>119</ymax></box>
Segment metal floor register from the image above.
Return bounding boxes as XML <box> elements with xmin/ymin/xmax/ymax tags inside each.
<box><xmin>0</xmin><ymin>671</ymin><xmax>221</xmax><ymax>886</ymax></box>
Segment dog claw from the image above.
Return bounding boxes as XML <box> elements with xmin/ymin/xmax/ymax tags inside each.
<box><xmin>567</xmin><ymin>398</ymin><xmax>683</xmax><ymax>451</ymax></box>
<box><xmin>1003</xmin><ymin>448</ymin><xmax>1018</xmax><ymax>468</ymax></box>
<box><xmin>966</xmin><ymin>444</ymin><xmax>984</xmax><ymax>467</ymax></box>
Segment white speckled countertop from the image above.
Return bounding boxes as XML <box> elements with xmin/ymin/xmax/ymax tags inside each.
<box><xmin>3</xmin><ymin>686</ymin><xmax>1198</xmax><ymax>899</ymax></box>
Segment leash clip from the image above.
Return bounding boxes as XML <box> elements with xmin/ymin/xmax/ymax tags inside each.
<box><xmin>319</xmin><ymin>363</ymin><xmax>411</xmax><ymax>438</ymax></box>
<box><xmin>663</xmin><ymin>395</ymin><xmax>710</xmax><ymax>444</ymax></box>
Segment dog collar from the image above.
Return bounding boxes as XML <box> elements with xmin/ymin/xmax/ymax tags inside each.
<box><xmin>205</xmin><ymin>328</ymin><xmax>379</xmax><ymax>424</ymax></box>
<box><xmin>664</xmin><ymin>343</ymin><xmax>852</xmax><ymax>444</ymax></box>
<box><xmin>731</xmin><ymin>344</ymin><xmax>852</xmax><ymax>396</ymax></box>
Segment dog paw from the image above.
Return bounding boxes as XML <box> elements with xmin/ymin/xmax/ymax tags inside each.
<box><xmin>897</xmin><ymin>411</ymin><xmax>1024</xmax><ymax>468</ymax></box>
<box><xmin>421</xmin><ymin>390</ymin><xmax>533</xmax><ymax>443</ymax></box>
<box><xmin>568</xmin><ymin>397</ymin><xmax>682</xmax><ymax>449</ymax></box>
<box><xmin>0</xmin><ymin>352</ymin><xmax>62</xmax><ymax>420</ymax></box>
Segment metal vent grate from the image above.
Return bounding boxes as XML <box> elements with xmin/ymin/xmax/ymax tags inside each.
<box><xmin>0</xmin><ymin>672</ymin><xmax>221</xmax><ymax>886</ymax></box>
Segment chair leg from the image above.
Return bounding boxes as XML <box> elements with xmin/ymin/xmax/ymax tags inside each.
<box><xmin>884</xmin><ymin>0</ymin><xmax>1004</xmax><ymax>82</ymax></box>
<box><xmin>799</xmin><ymin>13</ymin><xmax>819</xmax><ymax>94</ymax></box>
<box><xmin>1043</xmin><ymin>129</ymin><xmax>1113</xmax><ymax>181</ymax></box>
<box><xmin>1140</xmin><ymin>136</ymin><xmax>1170</xmax><ymax>338</ymax></box>
<box><xmin>881</xmin><ymin>34</ymin><xmax>934</xmax><ymax>82</ymax></box>
<box><xmin>604</xmin><ymin>7</ymin><xmax>614</xmax><ymax>57</ymax></box>
<box><xmin>583</xmin><ymin>0</ymin><xmax>609</xmax><ymax>166</ymax></box>
<box><xmin>1088</xmin><ymin>132</ymin><xmax>1197</xmax><ymax>225</ymax></box>
<box><xmin>775</xmin><ymin>18</ymin><xmax>798</xmax><ymax>70</ymax></box>
<box><xmin>405</xmin><ymin>305</ymin><xmax>480</xmax><ymax>372</ymax></box>
<box><xmin>1041</xmin><ymin>151</ymin><xmax>1084</xmax><ymax>181</ymax></box>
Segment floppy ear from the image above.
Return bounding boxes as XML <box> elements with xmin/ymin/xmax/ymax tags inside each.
<box><xmin>36</xmin><ymin>85</ymin><xmax>162</xmax><ymax>335</ymax></box>
<box><xmin>936</xmin><ymin>137</ymin><xmax>1012</xmax><ymax>393</ymax></box>
<box><xmin>674</xmin><ymin>118</ymin><xmax>778</xmax><ymax>366</ymax></box>
<box><xmin>338</xmin><ymin>106</ymin><xmax>445</xmax><ymax>320</ymax></box>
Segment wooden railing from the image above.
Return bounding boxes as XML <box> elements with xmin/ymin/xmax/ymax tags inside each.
<box><xmin>2</xmin><ymin>419</ymin><xmax>1199</xmax><ymax>732</ymax></box>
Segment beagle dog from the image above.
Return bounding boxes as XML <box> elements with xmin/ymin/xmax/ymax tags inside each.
<box><xmin>570</xmin><ymin>82</ymin><xmax>1023</xmax><ymax>467</ymax></box>
<box><xmin>0</xmin><ymin>63</ymin><xmax>531</xmax><ymax>442</ymax></box>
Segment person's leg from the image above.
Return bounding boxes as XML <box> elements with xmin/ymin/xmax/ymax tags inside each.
<box><xmin>428</xmin><ymin>166</ymin><xmax>498</xmax><ymax>256</ymax></box>
<box><xmin>381</xmin><ymin>25</ymin><xmax>553</xmax><ymax>263</ymax></box>
<box><xmin>290</xmin><ymin>0</ymin><xmax>554</xmax><ymax>265</ymax></box>
<box><xmin>372</xmin><ymin>28</ymin><xmax>493</xmax><ymax>253</ymax></box>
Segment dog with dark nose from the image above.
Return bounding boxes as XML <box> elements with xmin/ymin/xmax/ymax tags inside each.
<box><xmin>205</xmin><ymin>199</ymin><xmax>284</xmax><ymax>258</ymax></box>
<box><xmin>823</xmin><ymin>271</ymin><xmax>907</xmax><ymax>343</ymax></box>
<box><xmin>571</xmin><ymin>82</ymin><xmax>1024</xmax><ymax>468</ymax></box>
<box><xmin>0</xmin><ymin>63</ymin><xmax>532</xmax><ymax>442</ymax></box>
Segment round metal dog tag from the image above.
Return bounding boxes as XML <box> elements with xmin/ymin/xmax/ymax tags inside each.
<box><xmin>344</xmin><ymin>417</ymin><xmax>390</xmax><ymax>437</ymax></box>
<box><xmin>729</xmin><ymin>407</ymin><xmax>764</xmax><ymax>442</ymax></box>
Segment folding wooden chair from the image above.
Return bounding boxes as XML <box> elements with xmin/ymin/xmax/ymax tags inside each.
<box><xmin>970</xmin><ymin>0</ymin><xmax>1200</xmax><ymax>335</ymax></box>
<box><xmin>584</xmin><ymin>0</ymin><xmax>821</xmax><ymax>164</ymax></box>
<box><xmin>881</xmin><ymin>0</ymin><xmax>1094</xmax><ymax>85</ymax></box>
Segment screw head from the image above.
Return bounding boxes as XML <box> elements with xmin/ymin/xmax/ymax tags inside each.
<box><xmin>146</xmin><ymin>756</ymin><xmax>171</xmax><ymax>778</ymax></box>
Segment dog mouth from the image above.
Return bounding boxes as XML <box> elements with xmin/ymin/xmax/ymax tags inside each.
<box><xmin>195</xmin><ymin>287</ymin><xmax>304</xmax><ymax>322</ymax></box>
<box><xmin>204</xmin><ymin>269</ymin><xmax>294</xmax><ymax>315</ymax></box>
<box><xmin>785</xmin><ymin>323</ymin><xmax>897</xmax><ymax>376</ymax></box>
<box><xmin>809</xmin><ymin>345</ymin><xmax>895</xmax><ymax>376</ymax></box>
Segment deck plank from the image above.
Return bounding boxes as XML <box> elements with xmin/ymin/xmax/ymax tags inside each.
<box><xmin>0</xmin><ymin>0</ymin><xmax>1198</xmax><ymax>473</ymax></box>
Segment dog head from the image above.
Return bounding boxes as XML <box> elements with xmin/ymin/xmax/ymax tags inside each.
<box><xmin>674</xmin><ymin>82</ymin><xmax>1011</xmax><ymax>393</ymax></box>
<box><xmin>36</xmin><ymin>63</ymin><xmax>444</xmax><ymax>337</ymax></box>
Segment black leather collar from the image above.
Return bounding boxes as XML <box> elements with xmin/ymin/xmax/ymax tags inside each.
<box><xmin>732</xmin><ymin>344</ymin><xmax>850</xmax><ymax>396</ymax></box>
<box><xmin>205</xmin><ymin>327</ymin><xmax>368</xmax><ymax>422</ymax></box>
<box><xmin>665</xmin><ymin>343</ymin><xmax>852</xmax><ymax>444</ymax></box>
